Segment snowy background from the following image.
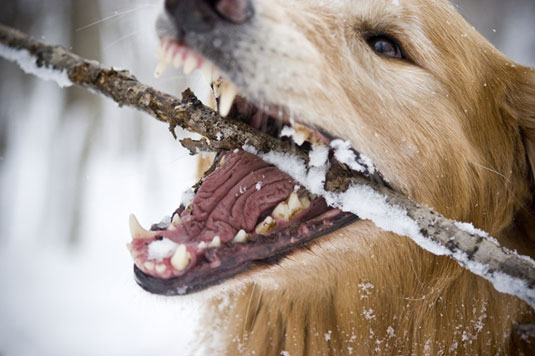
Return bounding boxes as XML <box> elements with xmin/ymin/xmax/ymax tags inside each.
<box><xmin>0</xmin><ymin>0</ymin><xmax>533</xmax><ymax>355</ymax></box>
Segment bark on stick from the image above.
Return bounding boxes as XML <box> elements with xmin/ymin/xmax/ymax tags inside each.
<box><xmin>1</xmin><ymin>23</ymin><xmax>534</xmax><ymax>309</ymax></box>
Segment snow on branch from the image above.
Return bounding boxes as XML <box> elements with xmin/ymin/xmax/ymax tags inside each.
<box><xmin>1</xmin><ymin>23</ymin><xmax>534</xmax><ymax>309</ymax></box>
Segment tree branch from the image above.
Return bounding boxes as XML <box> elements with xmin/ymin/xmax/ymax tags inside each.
<box><xmin>1</xmin><ymin>23</ymin><xmax>534</xmax><ymax>309</ymax></box>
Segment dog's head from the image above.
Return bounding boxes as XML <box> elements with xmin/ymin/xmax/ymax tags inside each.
<box><xmin>129</xmin><ymin>0</ymin><xmax>535</xmax><ymax>295</ymax></box>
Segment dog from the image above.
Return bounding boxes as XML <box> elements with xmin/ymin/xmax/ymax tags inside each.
<box><xmin>129</xmin><ymin>0</ymin><xmax>535</xmax><ymax>354</ymax></box>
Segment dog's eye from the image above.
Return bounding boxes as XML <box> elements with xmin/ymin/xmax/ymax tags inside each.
<box><xmin>367</xmin><ymin>36</ymin><xmax>403</xmax><ymax>59</ymax></box>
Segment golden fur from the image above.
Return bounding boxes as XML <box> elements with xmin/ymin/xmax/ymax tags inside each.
<box><xmin>193</xmin><ymin>0</ymin><xmax>535</xmax><ymax>354</ymax></box>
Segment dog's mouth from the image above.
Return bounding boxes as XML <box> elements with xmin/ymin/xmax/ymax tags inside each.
<box><xmin>127</xmin><ymin>39</ymin><xmax>381</xmax><ymax>296</ymax></box>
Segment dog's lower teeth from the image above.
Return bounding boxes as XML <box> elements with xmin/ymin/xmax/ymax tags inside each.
<box><xmin>273</xmin><ymin>201</ymin><xmax>290</xmax><ymax>221</ymax></box>
<box><xmin>300</xmin><ymin>195</ymin><xmax>311</xmax><ymax>210</ymax></box>
<box><xmin>144</xmin><ymin>261</ymin><xmax>155</xmax><ymax>271</ymax></box>
<box><xmin>288</xmin><ymin>192</ymin><xmax>302</xmax><ymax>217</ymax></box>
<box><xmin>198</xmin><ymin>241</ymin><xmax>208</xmax><ymax>250</ymax></box>
<box><xmin>255</xmin><ymin>216</ymin><xmax>276</xmax><ymax>235</ymax></box>
<box><xmin>171</xmin><ymin>244</ymin><xmax>191</xmax><ymax>271</ymax></box>
<box><xmin>209</xmin><ymin>236</ymin><xmax>222</xmax><ymax>248</ymax></box>
<box><xmin>156</xmin><ymin>264</ymin><xmax>167</xmax><ymax>273</ymax></box>
<box><xmin>232</xmin><ymin>229</ymin><xmax>249</xmax><ymax>243</ymax></box>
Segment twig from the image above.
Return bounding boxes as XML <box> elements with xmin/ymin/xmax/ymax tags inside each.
<box><xmin>1</xmin><ymin>23</ymin><xmax>534</xmax><ymax>308</ymax></box>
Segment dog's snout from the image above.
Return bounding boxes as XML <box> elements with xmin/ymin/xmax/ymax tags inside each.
<box><xmin>214</xmin><ymin>0</ymin><xmax>254</xmax><ymax>24</ymax></box>
<box><xmin>165</xmin><ymin>0</ymin><xmax>254</xmax><ymax>34</ymax></box>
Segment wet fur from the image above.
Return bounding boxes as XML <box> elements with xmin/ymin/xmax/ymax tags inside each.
<box><xmin>188</xmin><ymin>0</ymin><xmax>535</xmax><ymax>354</ymax></box>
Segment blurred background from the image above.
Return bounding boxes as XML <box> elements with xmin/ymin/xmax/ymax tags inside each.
<box><xmin>0</xmin><ymin>0</ymin><xmax>533</xmax><ymax>355</ymax></box>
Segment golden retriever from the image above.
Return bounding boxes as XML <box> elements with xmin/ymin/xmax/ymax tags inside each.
<box><xmin>129</xmin><ymin>0</ymin><xmax>535</xmax><ymax>354</ymax></box>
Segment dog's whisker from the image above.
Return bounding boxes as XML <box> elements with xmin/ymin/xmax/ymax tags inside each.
<box><xmin>103</xmin><ymin>30</ymin><xmax>143</xmax><ymax>51</ymax></box>
<box><xmin>75</xmin><ymin>4</ymin><xmax>158</xmax><ymax>32</ymax></box>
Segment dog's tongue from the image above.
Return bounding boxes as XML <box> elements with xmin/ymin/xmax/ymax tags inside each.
<box><xmin>167</xmin><ymin>150</ymin><xmax>296</xmax><ymax>244</ymax></box>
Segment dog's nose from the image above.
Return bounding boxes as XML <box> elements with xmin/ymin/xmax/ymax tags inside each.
<box><xmin>165</xmin><ymin>0</ymin><xmax>254</xmax><ymax>33</ymax></box>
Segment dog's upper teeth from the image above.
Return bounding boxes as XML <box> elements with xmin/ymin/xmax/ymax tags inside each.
<box><xmin>171</xmin><ymin>244</ymin><xmax>191</xmax><ymax>271</ymax></box>
<box><xmin>255</xmin><ymin>216</ymin><xmax>276</xmax><ymax>235</ymax></box>
<box><xmin>201</xmin><ymin>61</ymin><xmax>214</xmax><ymax>82</ymax></box>
<box><xmin>218</xmin><ymin>80</ymin><xmax>238</xmax><ymax>117</ymax></box>
<box><xmin>154</xmin><ymin>59</ymin><xmax>170</xmax><ymax>78</ymax></box>
<box><xmin>211</xmin><ymin>67</ymin><xmax>221</xmax><ymax>82</ymax></box>
<box><xmin>183</xmin><ymin>53</ymin><xmax>198</xmax><ymax>75</ymax></box>
<box><xmin>129</xmin><ymin>214</ymin><xmax>157</xmax><ymax>240</ymax></box>
<box><xmin>172</xmin><ymin>51</ymin><xmax>184</xmax><ymax>69</ymax></box>
<box><xmin>232</xmin><ymin>229</ymin><xmax>249</xmax><ymax>244</ymax></box>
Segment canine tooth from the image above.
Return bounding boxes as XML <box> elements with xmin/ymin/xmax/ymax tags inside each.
<box><xmin>288</xmin><ymin>192</ymin><xmax>302</xmax><ymax>216</ymax></box>
<box><xmin>272</xmin><ymin>202</ymin><xmax>290</xmax><ymax>221</ymax></box>
<box><xmin>209</xmin><ymin>236</ymin><xmax>222</xmax><ymax>248</ymax></box>
<box><xmin>211</xmin><ymin>67</ymin><xmax>221</xmax><ymax>82</ymax></box>
<box><xmin>255</xmin><ymin>216</ymin><xmax>276</xmax><ymax>235</ymax></box>
<box><xmin>154</xmin><ymin>60</ymin><xmax>169</xmax><ymax>78</ymax></box>
<box><xmin>218</xmin><ymin>81</ymin><xmax>238</xmax><ymax>117</ymax></box>
<box><xmin>201</xmin><ymin>62</ymin><xmax>214</xmax><ymax>82</ymax></box>
<box><xmin>129</xmin><ymin>214</ymin><xmax>157</xmax><ymax>240</ymax></box>
<box><xmin>156</xmin><ymin>264</ymin><xmax>167</xmax><ymax>273</ymax></box>
<box><xmin>171</xmin><ymin>244</ymin><xmax>191</xmax><ymax>271</ymax></box>
<box><xmin>183</xmin><ymin>54</ymin><xmax>197</xmax><ymax>75</ymax></box>
<box><xmin>144</xmin><ymin>261</ymin><xmax>155</xmax><ymax>271</ymax></box>
<box><xmin>232</xmin><ymin>229</ymin><xmax>249</xmax><ymax>244</ymax></box>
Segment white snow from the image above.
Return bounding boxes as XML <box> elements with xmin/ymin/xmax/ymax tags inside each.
<box><xmin>148</xmin><ymin>237</ymin><xmax>179</xmax><ymax>260</ymax></box>
<box><xmin>308</xmin><ymin>144</ymin><xmax>330</xmax><ymax>168</ymax></box>
<box><xmin>0</xmin><ymin>43</ymin><xmax>72</xmax><ymax>88</ymax></box>
<box><xmin>330</xmin><ymin>139</ymin><xmax>376</xmax><ymax>174</ymax></box>
<box><xmin>181</xmin><ymin>187</ymin><xmax>196</xmax><ymax>207</ymax></box>
<box><xmin>280</xmin><ymin>125</ymin><xmax>295</xmax><ymax>139</ymax></box>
